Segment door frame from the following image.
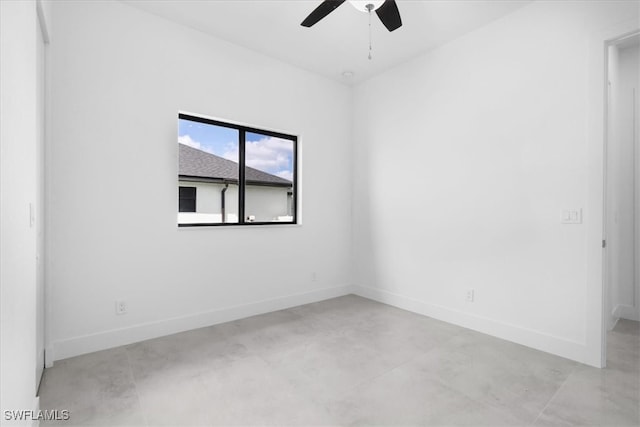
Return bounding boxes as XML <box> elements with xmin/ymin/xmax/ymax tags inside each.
<box><xmin>587</xmin><ymin>20</ymin><xmax>640</xmax><ymax>368</ymax></box>
<box><xmin>604</xmin><ymin>30</ymin><xmax>640</xmax><ymax>326</ymax></box>
<box><xmin>35</xmin><ymin>0</ymin><xmax>51</xmax><ymax>385</ymax></box>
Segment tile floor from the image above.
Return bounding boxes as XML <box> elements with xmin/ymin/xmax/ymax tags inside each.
<box><xmin>39</xmin><ymin>295</ymin><xmax>640</xmax><ymax>426</ymax></box>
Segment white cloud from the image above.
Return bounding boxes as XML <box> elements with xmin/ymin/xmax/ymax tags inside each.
<box><xmin>245</xmin><ymin>136</ymin><xmax>292</xmax><ymax>172</ymax></box>
<box><xmin>179</xmin><ymin>135</ymin><xmax>208</xmax><ymax>153</ymax></box>
<box><xmin>179</xmin><ymin>134</ymin><xmax>226</xmax><ymax>157</ymax></box>
<box><xmin>221</xmin><ymin>146</ymin><xmax>239</xmax><ymax>162</ymax></box>
<box><xmin>275</xmin><ymin>170</ymin><xmax>294</xmax><ymax>181</ymax></box>
<box><xmin>218</xmin><ymin>136</ymin><xmax>293</xmax><ymax>179</ymax></box>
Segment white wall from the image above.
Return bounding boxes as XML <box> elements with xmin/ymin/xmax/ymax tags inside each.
<box><xmin>1</xmin><ymin>0</ymin><xmax>40</xmax><ymax>422</ymax></box>
<box><xmin>352</xmin><ymin>0</ymin><xmax>639</xmax><ymax>365</ymax></box>
<box><xmin>35</xmin><ymin>0</ymin><xmax>47</xmax><ymax>388</ymax></box>
<box><xmin>608</xmin><ymin>40</ymin><xmax>640</xmax><ymax>323</ymax></box>
<box><xmin>606</xmin><ymin>44</ymin><xmax>620</xmax><ymax>332</ymax></box>
<box><xmin>42</xmin><ymin>0</ymin><xmax>640</xmax><ymax>366</ymax></box>
<box><xmin>635</xmin><ymin>41</ymin><xmax>640</xmax><ymax>325</ymax></box>
<box><xmin>49</xmin><ymin>0</ymin><xmax>352</xmax><ymax>360</ymax></box>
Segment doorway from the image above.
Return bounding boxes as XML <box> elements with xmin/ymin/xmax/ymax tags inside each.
<box><xmin>35</xmin><ymin>0</ymin><xmax>50</xmax><ymax>393</ymax></box>
<box><xmin>604</xmin><ymin>31</ymin><xmax>640</xmax><ymax>364</ymax></box>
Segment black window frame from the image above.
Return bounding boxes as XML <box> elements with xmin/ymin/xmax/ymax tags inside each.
<box><xmin>178</xmin><ymin>186</ymin><xmax>197</xmax><ymax>213</ymax></box>
<box><xmin>178</xmin><ymin>112</ymin><xmax>298</xmax><ymax>227</ymax></box>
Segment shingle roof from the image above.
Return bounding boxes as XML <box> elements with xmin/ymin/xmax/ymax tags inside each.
<box><xmin>178</xmin><ymin>143</ymin><xmax>292</xmax><ymax>186</ymax></box>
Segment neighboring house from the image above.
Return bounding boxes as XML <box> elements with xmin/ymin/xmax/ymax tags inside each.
<box><xmin>178</xmin><ymin>143</ymin><xmax>293</xmax><ymax>224</ymax></box>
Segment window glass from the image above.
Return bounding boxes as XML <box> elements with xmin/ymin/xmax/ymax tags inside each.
<box><xmin>177</xmin><ymin>114</ymin><xmax>296</xmax><ymax>226</ymax></box>
<box><xmin>244</xmin><ymin>132</ymin><xmax>295</xmax><ymax>223</ymax></box>
<box><xmin>178</xmin><ymin>186</ymin><xmax>196</xmax><ymax>212</ymax></box>
<box><xmin>177</xmin><ymin>118</ymin><xmax>239</xmax><ymax>224</ymax></box>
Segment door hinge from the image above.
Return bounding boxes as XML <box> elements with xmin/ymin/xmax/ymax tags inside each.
<box><xmin>602</xmin><ymin>239</ymin><xmax>606</xmax><ymax>248</ymax></box>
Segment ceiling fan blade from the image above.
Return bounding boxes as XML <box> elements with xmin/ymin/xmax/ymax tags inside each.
<box><xmin>301</xmin><ymin>0</ymin><xmax>346</xmax><ymax>27</ymax></box>
<box><xmin>375</xmin><ymin>0</ymin><xmax>402</xmax><ymax>32</ymax></box>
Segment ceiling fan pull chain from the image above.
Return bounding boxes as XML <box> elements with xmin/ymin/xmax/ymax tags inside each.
<box><xmin>367</xmin><ymin>3</ymin><xmax>373</xmax><ymax>60</ymax></box>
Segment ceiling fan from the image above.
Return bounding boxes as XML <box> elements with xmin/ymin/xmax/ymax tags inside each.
<box><xmin>301</xmin><ymin>0</ymin><xmax>402</xmax><ymax>32</ymax></box>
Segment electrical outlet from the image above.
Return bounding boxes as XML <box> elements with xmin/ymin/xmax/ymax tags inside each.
<box><xmin>311</xmin><ymin>272</ymin><xmax>317</xmax><ymax>282</ymax></box>
<box><xmin>561</xmin><ymin>209</ymin><xmax>582</xmax><ymax>224</ymax></box>
<box><xmin>465</xmin><ymin>289</ymin><xmax>474</xmax><ymax>302</ymax></box>
<box><xmin>115</xmin><ymin>300</ymin><xmax>127</xmax><ymax>315</ymax></box>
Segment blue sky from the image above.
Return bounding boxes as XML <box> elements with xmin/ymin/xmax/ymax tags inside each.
<box><xmin>178</xmin><ymin>119</ymin><xmax>294</xmax><ymax>181</ymax></box>
<box><xmin>178</xmin><ymin>119</ymin><xmax>238</xmax><ymax>161</ymax></box>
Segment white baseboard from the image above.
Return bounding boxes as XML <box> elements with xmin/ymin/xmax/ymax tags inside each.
<box><xmin>608</xmin><ymin>314</ymin><xmax>620</xmax><ymax>332</ymax></box>
<box><xmin>53</xmin><ymin>285</ymin><xmax>354</xmax><ymax>361</ymax></box>
<box><xmin>353</xmin><ymin>285</ymin><xmax>590</xmax><ymax>365</ymax></box>
<box><xmin>613</xmin><ymin>304</ymin><xmax>640</xmax><ymax>321</ymax></box>
<box><xmin>44</xmin><ymin>346</ymin><xmax>54</xmax><ymax>368</ymax></box>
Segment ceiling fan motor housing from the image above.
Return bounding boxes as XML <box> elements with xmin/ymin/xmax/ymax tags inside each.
<box><xmin>349</xmin><ymin>1</ymin><xmax>385</xmax><ymax>13</ymax></box>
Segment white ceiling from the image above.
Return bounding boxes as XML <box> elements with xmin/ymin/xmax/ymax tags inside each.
<box><xmin>122</xmin><ymin>0</ymin><xmax>532</xmax><ymax>85</ymax></box>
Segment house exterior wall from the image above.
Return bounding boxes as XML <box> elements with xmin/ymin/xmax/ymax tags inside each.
<box><xmin>178</xmin><ymin>180</ymin><xmax>239</xmax><ymax>224</ymax></box>
<box><xmin>178</xmin><ymin>180</ymin><xmax>291</xmax><ymax>224</ymax></box>
<box><xmin>245</xmin><ymin>185</ymin><xmax>291</xmax><ymax>222</ymax></box>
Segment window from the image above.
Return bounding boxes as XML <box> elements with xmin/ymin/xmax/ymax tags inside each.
<box><xmin>178</xmin><ymin>186</ymin><xmax>196</xmax><ymax>212</ymax></box>
<box><xmin>177</xmin><ymin>113</ymin><xmax>297</xmax><ymax>226</ymax></box>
